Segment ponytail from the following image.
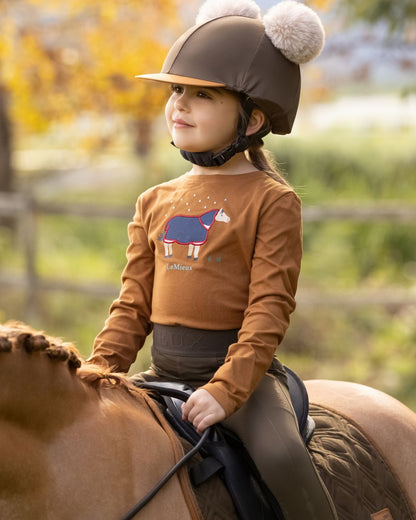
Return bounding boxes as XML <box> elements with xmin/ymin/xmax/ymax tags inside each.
<box><xmin>238</xmin><ymin>97</ymin><xmax>289</xmax><ymax>186</ymax></box>
<box><xmin>246</xmin><ymin>134</ymin><xmax>289</xmax><ymax>186</ymax></box>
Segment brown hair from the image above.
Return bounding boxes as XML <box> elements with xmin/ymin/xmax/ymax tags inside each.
<box><xmin>247</xmin><ymin>134</ymin><xmax>288</xmax><ymax>185</ymax></box>
<box><xmin>241</xmin><ymin>106</ymin><xmax>289</xmax><ymax>185</ymax></box>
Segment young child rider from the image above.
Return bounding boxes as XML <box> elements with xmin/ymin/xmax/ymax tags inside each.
<box><xmin>89</xmin><ymin>1</ymin><xmax>338</xmax><ymax>518</ymax></box>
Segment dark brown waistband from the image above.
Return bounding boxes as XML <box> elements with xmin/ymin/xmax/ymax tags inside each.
<box><xmin>152</xmin><ymin>323</ymin><xmax>239</xmax><ymax>358</ymax></box>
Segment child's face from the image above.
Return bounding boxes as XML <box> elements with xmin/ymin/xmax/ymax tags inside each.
<box><xmin>165</xmin><ymin>84</ymin><xmax>240</xmax><ymax>154</ymax></box>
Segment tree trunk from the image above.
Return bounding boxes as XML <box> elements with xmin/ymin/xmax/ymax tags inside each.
<box><xmin>0</xmin><ymin>85</ymin><xmax>14</xmax><ymax>228</ymax></box>
<box><xmin>134</xmin><ymin>118</ymin><xmax>153</xmax><ymax>157</ymax></box>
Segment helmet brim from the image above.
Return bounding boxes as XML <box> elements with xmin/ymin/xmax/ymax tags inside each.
<box><xmin>136</xmin><ymin>73</ymin><xmax>225</xmax><ymax>87</ymax></box>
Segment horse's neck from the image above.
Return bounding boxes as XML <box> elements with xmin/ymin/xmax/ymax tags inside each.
<box><xmin>0</xmin><ymin>349</ymin><xmax>92</xmax><ymax>439</ymax></box>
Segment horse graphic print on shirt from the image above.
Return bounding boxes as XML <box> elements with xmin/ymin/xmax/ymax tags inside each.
<box><xmin>163</xmin><ymin>208</ymin><xmax>230</xmax><ymax>260</ymax></box>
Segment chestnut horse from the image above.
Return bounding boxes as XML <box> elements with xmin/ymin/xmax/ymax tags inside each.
<box><xmin>0</xmin><ymin>321</ymin><xmax>415</xmax><ymax>520</ymax></box>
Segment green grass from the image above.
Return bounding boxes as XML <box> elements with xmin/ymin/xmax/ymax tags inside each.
<box><xmin>281</xmin><ymin>305</ymin><xmax>416</xmax><ymax>410</ymax></box>
<box><xmin>36</xmin><ymin>215</ymin><xmax>128</xmax><ymax>282</ymax></box>
<box><xmin>269</xmin><ymin>129</ymin><xmax>416</xmax><ymax>203</ymax></box>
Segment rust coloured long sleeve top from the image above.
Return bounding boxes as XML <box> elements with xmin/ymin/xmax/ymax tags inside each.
<box><xmin>90</xmin><ymin>170</ymin><xmax>302</xmax><ymax>417</ymax></box>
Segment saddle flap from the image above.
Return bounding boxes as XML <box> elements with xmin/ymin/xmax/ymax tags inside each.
<box><xmin>190</xmin><ymin>456</ymin><xmax>224</xmax><ymax>487</ymax></box>
<box><xmin>284</xmin><ymin>365</ymin><xmax>315</xmax><ymax>443</ymax></box>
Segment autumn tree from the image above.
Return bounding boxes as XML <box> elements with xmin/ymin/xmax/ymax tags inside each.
<box><xmin>338</xmin><ymin>0</ymin><xmax>416</xmax><ymax>31</ymax></box>
<box><xmin>0</xmin><ymin>0</ymin><xmax>188</xmax><ymax>194</ymax></box>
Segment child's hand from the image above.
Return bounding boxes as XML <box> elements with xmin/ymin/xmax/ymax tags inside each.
<box><xmin>181</xmin><ymin>389</ymin><xmax>226</xmax><ymax>433</ymax></box>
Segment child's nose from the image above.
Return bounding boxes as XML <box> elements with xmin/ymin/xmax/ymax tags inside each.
<box><xmin>174</xmin><ymin>93</ymin><xmax>189</xmax><ymax>110</ymax></box>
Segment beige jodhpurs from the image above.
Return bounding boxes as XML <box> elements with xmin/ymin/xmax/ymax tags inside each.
<box><xmin>139</xmin><ymin>324</ymin><xmax>338</xmax><ymax>520</ymax></box>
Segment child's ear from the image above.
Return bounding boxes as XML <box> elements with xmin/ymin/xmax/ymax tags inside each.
<box><xmin>246</xmin><ymin>109</ymin><xmax>266</xmax><ymax>136</ymax></box>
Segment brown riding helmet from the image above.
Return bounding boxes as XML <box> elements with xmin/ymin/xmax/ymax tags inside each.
<box><xmin>136</xmin><ymin>0</ymin><xmax>325</xmax><ymax>135</ymax></box>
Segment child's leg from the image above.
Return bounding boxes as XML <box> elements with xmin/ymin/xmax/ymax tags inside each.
<box><xmin>224</xmin><ymin>372</ymin><xmax>337</xmax><ymax>520</ymax></box>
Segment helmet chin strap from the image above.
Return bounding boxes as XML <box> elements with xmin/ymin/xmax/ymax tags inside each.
<box><xmin>179</xmin><ymin>133</ymin><xmax>250</xmax><ymax>167</ymax></box>
<box><xmin>174</xmin><ymin>96</ymin><xmax>255</xmax><ymax>168</ymax></box>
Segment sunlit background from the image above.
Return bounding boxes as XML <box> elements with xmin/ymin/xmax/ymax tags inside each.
<box><xmin>0</xmin><ymin>0</ymin><xmax>415</xmax><ymax>409</ymax></box>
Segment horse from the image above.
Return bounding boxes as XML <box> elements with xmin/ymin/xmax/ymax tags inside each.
<box><xmin>0</xmin><ymin>321</ymin><xmax>415</xmax><ymax>520</ymax></box>
<box><xmin>163</xmin><ymin>208</ymin><xmax>230</xmax><ymax>260</ymax></box>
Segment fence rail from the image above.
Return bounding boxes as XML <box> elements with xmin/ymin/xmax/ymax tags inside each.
<box><xmin>1</xmin><ymin>191</ymin><xmax>416</xmax><ymax>312</ymax></box>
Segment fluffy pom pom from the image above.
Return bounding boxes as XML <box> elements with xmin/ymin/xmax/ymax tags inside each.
<box><xmin>263</xmin><ymin>0</ymin><xmax>325</xmax><ymax>64</ymax></box>
<box><xmin>196</xmin><ymin>0</ymin><xmax>261</xmax><ymax>25</ymax></box>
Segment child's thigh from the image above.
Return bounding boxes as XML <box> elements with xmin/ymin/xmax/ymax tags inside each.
<box><xmin>223</xmin><ymin>372</ymin><xmax>303</xmax><ymax>467</ymax></box>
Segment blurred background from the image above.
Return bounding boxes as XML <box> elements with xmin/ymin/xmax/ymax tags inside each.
<box><xmin>0</xmin><ymin>0</ymin><xmax>415</xmax><ymax>409</ymax></box>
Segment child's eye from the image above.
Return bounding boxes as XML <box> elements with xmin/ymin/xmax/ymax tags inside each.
<box><xmin>170</xmin><ymin>84</ymin><xmax>183</xmax><ymax>94</ymax></box>
<box><xmin>197</xmin><ymin>90</ymin><xmax>211</xmax><ymax>99</ymax></box>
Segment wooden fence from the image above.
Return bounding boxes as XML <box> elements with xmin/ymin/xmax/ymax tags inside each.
<box><xmin>1</xmin><ymin>191</ymin><xmax>416</xmax><ymax>313</ymax></box>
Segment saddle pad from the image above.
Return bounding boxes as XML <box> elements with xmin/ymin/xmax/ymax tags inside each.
<box><xmin>309</xmin><ymin>404</ymin><xmax>415</xmax><ymax>520</ymax></box>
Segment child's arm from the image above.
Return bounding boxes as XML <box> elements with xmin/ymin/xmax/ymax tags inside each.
<box><xmin>88</xmin><ymin>197</ymin><xmax>155</xmax><ymax>372</ymax></box>
<box><xmin>201</xmin><ymin>191</ymin><xmax>302</xmax><ymax>417</ymax></box>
